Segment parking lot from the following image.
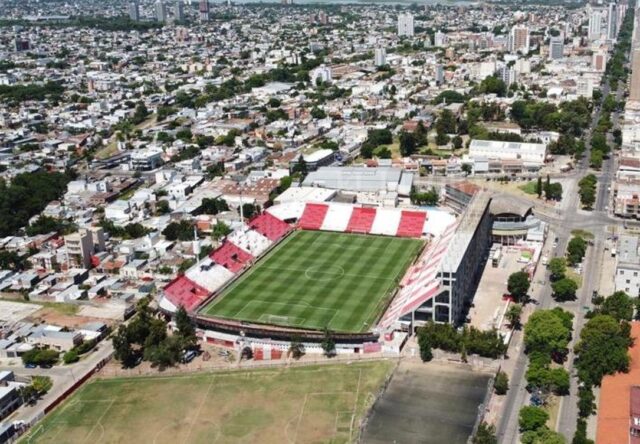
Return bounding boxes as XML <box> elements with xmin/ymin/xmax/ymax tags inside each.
<box><xmin>469</xmin><ymin>248</ymin><xmax>531</xmax><ymax>330</ymax></box>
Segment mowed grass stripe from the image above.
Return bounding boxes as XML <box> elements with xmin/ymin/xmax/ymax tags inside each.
<box><xmin>201</xmin><ymin>230</ymin><xmax>423</xmax><ymax>333</ymax></box>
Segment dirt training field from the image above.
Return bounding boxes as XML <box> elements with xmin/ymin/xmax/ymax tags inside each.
<box><xmin>22</xmin><ymin>361</ymin><xmax>394</xmax><ymax>444</ymax></box>
<box><xmin>361</xmin><ymin>361</ymin><xmax>492</xmax><ymax>444</ymax></box>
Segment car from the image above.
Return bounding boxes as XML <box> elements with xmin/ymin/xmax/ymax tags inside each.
<box><xmin>24</xmin><ymin>363</ymin><xmax>36</xmax><ymax>369</ymax></box>
<box><xmin>181</xmin><ymin>350</ymin><xmax>197</xmax><ymax>364</ymax></box>
<box><xmin>39</xmin><ymin>363</ymin><xmax>52</xmax><ymax>369</ymax></box>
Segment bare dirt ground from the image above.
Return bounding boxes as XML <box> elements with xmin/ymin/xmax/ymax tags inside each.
<box><xmin>361</xmin><ymin>360</ymin><xmax>492</xmax><ymax>444</ymax></box>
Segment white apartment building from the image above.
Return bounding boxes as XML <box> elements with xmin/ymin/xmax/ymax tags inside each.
<box><xmin>615</xmin><ymin>235</ymin><xmax>640</xmax><ymax>296</ymax></box>
<box><xmin>434</xmin><ymin>31</ymin><xmax>447</xmax><ymax>47</ymax></box>
<box><xmin>549</xmin><ymin>37</ymin><xmax>564</xmax><ymax>60</ymax></box>
<box><xmin>509</xmin><ymin>25</ymin><xmax>530</xmax><ymax>54</ymax></box>
<box><xmin>607</xmin><ymin>2</ymin><xmax>618</xmax><ymax>40</ymax></box>
<box><xmin>155</xmin><ymin>0</ymin><xmax>167</xmax><ymax>22</ymax></box>
<box><xmin>397</xmin><ymin>13</ymin><xmax>414</xmax><ymax>37</ymax></box>
<box><xmin>589</xmin><ymin>9</ymin><xmax>603</xmax><ymax>40</ymax></box>
<box><xmin>374</xmin><ymin>47</ymin><xmax>386</xmax><ymax>67</ymax></box>
<box><xmin>311</xmin><ymin>64</ymin><xmax>332</xmax><ymax>84</ymax></box>
<box><xmin>576</xmin><ymin>77</ymin><xmax>593</xmax><ymax>98</ymax></box>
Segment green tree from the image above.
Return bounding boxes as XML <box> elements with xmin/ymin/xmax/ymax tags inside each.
<box><xmin>321</xmin><ymin>327</ymin><xmax>336</xmax><ymax>357</ymax></box>
<box><xmin>519</xmin><ymin>406</ymin><xmax>549</xmax><ymax>432</ymax></box>
<box><xmin>522</xmin><ymin>428</ymin><xmax>566</xmax><ymax>444</ymax></box>
<box><xmin>526</xmin><ymin>365</ymin><xmax>570</xmax><ymax>395</ymax></box>
<box><xmin>436</xmin><ymin>109</ymin><xmax>457</xmax><ymax>134</ymax></box>
<box><xmin>552</xmin><ymin>278</ymin><xmax>578</xmax><ymax>302</ymax></box>
<box><xmin>479</xmin><ymin>76</ymin><xmax>507</xmax><ymax>97</ymax></box>
<box><xmin>417</xmin><ymin>329</ymin><xmax>434</xmax><ymax>362</ymax></box>
<box><xmin>473</xmin><ymin>422</ymin><xmax>498</xmax><ymax>444</ymax></box>
<box><xmin>162</xmin><ymin>220</ymin><xmax>195</xmax><ymax>241</ymax></box>
<box><xmin>18</xmin><ymin>385</ymin><xmax>38</xmax><ymax>404</ymax></box>
<box><xmin>175</xmin><ymin>305</ymin><xmax>197</xmax><ymax>350</ymax></box>
<box><xmin>572</xmin><ymin>418</ymin><xmax>593</xmax><ymax>444</ymax></box>
<box><xmin>156</xmin><ymin>200</ymin><xmax>170</xmax><ymax>215</ymax></box>
<box><xmin>289</xmin><ymin>336</ymin><xmax>305</xmax><ymax>359</ymax></box>
<box><xmin>178</xmin><ymin>258</ymin><xmax>196</xmax><ymax>274</ymax></box>
<box><xmin>536</xmin><ymin>176</ymin><xmax>543</xmax><ymax>198</ymax></box>
<box><xmin>590</xmin><ymin>150</ymin><xmax>603</xmax><ymax>169</ymax></box>
<box><xmin>524</xmin><ymin>309</ymin><xmax>573</xmax><ymax>359</ymax></box>
<box><xmin>548</xmin><ymin>258</ymin><xmax>567</xmax><ymax>281</ymax></box>
<box><xmin>212</xmin><ymin>221</ymin><xmax>232</xmax><ymax>240</ymax></box>
<box><xmin>435</xmin><ymin>132</ymin><xmax>450</xmax><ymax>146</ymax></box>
<box><xmin>201</xmin><ymin>197</ymin><xmax>229</xmax><ymax>215</ymax></box>
<box><xmin>310</xmin><ymin>107</ymin><xmax>327</xmax><ymax>119</ymax></box>
<box><xmin>145</xmin><ymin>336</ymin><xmax>181</xmax><ymax>369</ymax></box>
<box><xmin>291</xmin><ymin>155</ymin><xmax>308</xmax><ymax>178</ymax></box>
<box><xmin>21</xmin><ymin>348</ymin><xmax>59</xmax><ymax>367</ymax></box>
<box><xmin>239</xmin><ymin>203</ymin><xmax>259</xmax><ymax>219</ymax></box>
<box><xmin>63</xmin><ymin>350</ymin><xmax>79</xmax><ymax>364</ymax></box>
<box><xmin>374</xmin><ymin>146</ymin><xmax>392</xmax><ymax>159</ymax></box>
<box><xmin>507</xmin><ymin>271</ymin><xmax>530</xmax><ymax>302</ymax></box>
<box><xmin>579</xmin><ymin>186</ymin><xmax>596</xmax><ymax>209</ymax></box>
<box><xmin>599</xmin><ymin>291</ymin><xmax>634</xmax><ymax>321</ymax></box>
<box><xmin>112</xmin><ymin>324</ymin><xmax>136</xmax><ymax>367</ymax></box>
<box><xmin>31</xmin><ymin>376</ymin><xmax>53</xmax><ymax>395</ymax></box>
<box><xmin>567</xmin><ymin>236</ymin><xmax>587</xmax><ymax>266</ymax></box>
<box><xmin>544</xmin><ymin>182</ymin><xmax>563</xmax><ymax>201</ymax></box>
<box><xmin>399</xmin><ymin>131</ymin><xmax>417</xmax><ymax>156</ymax></box>
<box><xmin>575</xmin><ymin>314</ymin><xmax>631</xmax><ymax>385</ymax></box>
<box><xmin>505</xmin><ymin>304</ymin><xmax>523</xmax><ymax>329</ymax></box>
<box><xmin>494</xmin><ymin>370</ymin><xmax>509</xmax><ymax>395</ymax></box>
<box><xmin>577</xmin><ymin>385</ymin><xmax>595</xmax><ymax>418</ymax></box>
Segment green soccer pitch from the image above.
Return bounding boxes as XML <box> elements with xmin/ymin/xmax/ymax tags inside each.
<box><xmin>200</xmin><ymin>230</ymin><xmax>423</xmax><ymax>333</ymax></box>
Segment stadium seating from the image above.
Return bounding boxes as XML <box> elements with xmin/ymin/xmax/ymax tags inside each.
<box><xmin>228</xmin><ymin>228</ymin><xmax>272</xmax><ymax>256</ymax></box>
<box><xmin>185</xmin><ymin>257</ymin><xmax>235</xmax><ymax>293</ymax></box>
<box><xmin>210</xmin><ymin>241</ymin><xmax>254</xmax><ymax>273</ymax></box>
<box><xmin>346</xmin><ymin>207</ymin><xmax>377</xmax><ymax>234</ymax></box>
<box><xmin>298</xmin><ymin>203</ymin><xmax>329</xmax><ymax>230</ymax></box>
<box><xmin>380</xmin><ymin>223</ymin><xmax>457</xmax><ymax>328</ymax></box>
<box><xmin>248</xmin><ymin>212</ymin><xmax>292</xmax><ymax>241</ymax></box>
<box><xmin>396</xmin><ymin>211</ymin><xmax>427</xmax><ymax>238</ymax></box>
<box><xmin>163</xmin><ymin>275</ymin><xmax>211</xmax><ymax>312</ymax></box>
<box><xmin>370</xmin><ymin>208</ymin><xmax>403</xmax><ymax>236</ymax></box>
<box><xmin>320</xmin><ymin>203</ymin><xmax>353</xmax><ymax>232</ymax></box>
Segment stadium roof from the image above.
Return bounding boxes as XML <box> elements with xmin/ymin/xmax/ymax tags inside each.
<box><xmin>302</xmin><ymin>167</ymin><xmax>413</xmax><ymax>195</ymax></box>
<box><xmin>441</xmin><ymin>192</ymin><xmax>491</xmax><ymax>272</ymax></box>
<box><xmin>274</xmin><ymin>186</ymin><xmax>336</xmax><ymax>204</ymax></box>
<box><xmin>490</xmin><ymin>195</ymin><xmax>533</xmax><ymax>218</ymax></box>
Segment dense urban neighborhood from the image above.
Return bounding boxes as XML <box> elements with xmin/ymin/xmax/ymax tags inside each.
<box><xmin>0</xmin><ymin>0</ymin><xmax>640</xmax><ymax>442</ymax></box>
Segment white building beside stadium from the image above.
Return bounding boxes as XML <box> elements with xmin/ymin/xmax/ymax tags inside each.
<box><xmin>468</xmin><ymin>139</ymin><xmax>547</xmax><ymax>166</ymax></box>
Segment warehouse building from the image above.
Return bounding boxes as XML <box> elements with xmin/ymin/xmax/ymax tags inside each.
<box><xmin>468</xmin><ymin>139</ymin><xmax>547</xmax><ymax>169</ymax></box>
<box><xmin>302</xmin><ymin>166</ymin><xmax>414</xmax><ymax>196</ymax></box>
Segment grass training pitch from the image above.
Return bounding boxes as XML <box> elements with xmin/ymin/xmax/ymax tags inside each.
<box><xmin>22</xmin><ymin>361</ymin><xmax>394</xmax><ymax>444</ymax></box>
<box><xmin>200</xmin><ymin>230</ymin><xmax>423</xmax><ymax>333</ymax></box>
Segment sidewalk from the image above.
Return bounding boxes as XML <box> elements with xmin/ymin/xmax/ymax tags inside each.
<box><xmin>482</xmin><ymin>230</ymin><xmax>555</xmax><ymax>427</ymax></box>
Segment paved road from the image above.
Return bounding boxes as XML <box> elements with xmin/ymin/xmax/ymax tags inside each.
<box><xmin>496</xmin><ymin>75</ymin><xmax>621</xmax><ymax>443</ymax></box>
<box><xmin>1</xmin><ymin>341</ymin><xmax>113</xmax><ymax>425</ymax></box>
<box><xmin>554</xmin><ymin>78</ymin><xmax>625</xmax><ymax>440</ymax></box>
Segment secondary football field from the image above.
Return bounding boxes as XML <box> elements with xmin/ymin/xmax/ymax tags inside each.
<box><xmin>200</xmin><ymin>230</ymin><xmax>423</xmax><ymax>333</ymax></box>
<box><xmin>22</xmin><ymin>361</ymin><xmax>394</xmax><ymax>444</ymax></box>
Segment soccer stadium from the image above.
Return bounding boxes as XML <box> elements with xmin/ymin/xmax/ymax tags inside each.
<box><xmin>159</xmin><ymin>192</ymin><xmax>493</xmax><ymax>355</ymax></box>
